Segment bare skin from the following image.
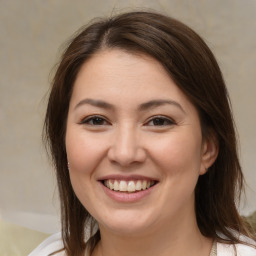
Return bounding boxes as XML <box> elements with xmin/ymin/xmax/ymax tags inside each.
<box><xmin>91</xmin><ymin>216</ymin><xmax>213</xmax><ymax>256</ymax></box>
<box><xmin>66</xmin><ymin>49</ymin><xmax>218</xmax><ymax>256</ymax></box>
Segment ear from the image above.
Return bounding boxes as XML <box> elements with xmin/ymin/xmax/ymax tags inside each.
<box><xmin>199</xmin><ymin>134</ymin><xmax>219</xmax><ymax>175</ymax></box>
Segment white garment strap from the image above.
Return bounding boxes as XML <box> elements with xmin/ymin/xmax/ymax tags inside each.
<box><xmin>28</xmin><ymin>232</ymin><xmax>65</xmax><ymax>256</ymax></box>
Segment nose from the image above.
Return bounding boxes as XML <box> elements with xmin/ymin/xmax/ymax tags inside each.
<box><xmin>107</xmin><ymin>125</ymin><xmax>146</xmax><ymax>167</ymax></box>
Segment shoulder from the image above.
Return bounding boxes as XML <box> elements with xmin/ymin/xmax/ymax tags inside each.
<box><xmin>217</xmin><ymin>235</ymin><xmax>256</xmax><ymax>256</ymax></box>
<box><xmin>28</xmin><ymin>232</ymin><xmax>65</xmax><ymax>256</ymax></box>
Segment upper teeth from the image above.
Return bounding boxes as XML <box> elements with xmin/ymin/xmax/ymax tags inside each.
<box><xmin>104</xmin><ymin>180</ymin><xmax>155</xmax><ymax>192</ymax></box>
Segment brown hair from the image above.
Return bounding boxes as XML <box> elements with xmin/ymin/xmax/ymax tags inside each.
<box><xmin>44</xmin><ymin>11</ymin><xmax>255</xmax><ymax>255</ymax></box>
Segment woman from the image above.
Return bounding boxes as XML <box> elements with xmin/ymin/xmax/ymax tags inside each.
<box><xmin>30</xmin><ymin>11</ymin><xmax>256</xmax><ymax>256</ymax></box>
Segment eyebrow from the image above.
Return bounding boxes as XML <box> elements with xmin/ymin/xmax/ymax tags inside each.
<box><xmin>74</xmin><ymin>98</ymin><xmax>186</xmax><ymax>113</ymax></box>
<box><xmin>138</xmin><ymin>99</ymin><xmax>186</xmax><ymax>113</ymax></box>
<box><xmin>74</xmin><ymin>99</ymin><xmax>114</xmax><ymax>110</ymax></box>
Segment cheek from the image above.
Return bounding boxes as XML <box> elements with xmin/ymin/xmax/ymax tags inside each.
<box><xmin>65</xmin><ymin>130</ymin><xmax>101</xmax><ymax>209</ymax></box>
<box><xmin>149</xmin><ymin>131</ymin><xmax>203</xmax><ymax>176</ymax></box>
<box><xmin>66</xmin><ymin>129</ymin><xmax>106</xmax><ymax>176</ymax></box>
<box><xmin>148</xmin><ymin>133</ymin><xmax>202</xmax><ymax>217</ymax></box>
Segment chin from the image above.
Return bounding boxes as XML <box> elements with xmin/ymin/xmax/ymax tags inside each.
<box><xmin>102</xmin><ymin>222</ymin><xmax>150</xmax><ymax>236</ymax></box>
<box><xmin>97</xmin><ymin>210</ymin><xmax>155</xmax><ymax>236</ymax></box>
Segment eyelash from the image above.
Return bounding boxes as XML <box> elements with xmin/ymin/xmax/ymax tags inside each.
<box><xmin>80</xmin><ymin>115</ymin><xmax>109</xmax><ymax>126</ymax></box>
<box><xmin>145</xmin><ymin>116</ymin><xmax>176</xmax><ymax>126</ymax></box>
<box><xmin>80</xmin><ymin>115</ymin><xmax>175</xmax><ymax>127</ymax></box>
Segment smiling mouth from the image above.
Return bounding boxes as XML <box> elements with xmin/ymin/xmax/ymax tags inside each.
<box><xmin>102</xmin><ymin>179</ymin><xmax>157</xmax><ymax>193</ymax></box>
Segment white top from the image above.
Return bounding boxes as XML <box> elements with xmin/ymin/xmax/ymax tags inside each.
<box><xmin>29</xmin><ymin>232</ymin><xmax>256</xmax><ymax>256</ymax></box>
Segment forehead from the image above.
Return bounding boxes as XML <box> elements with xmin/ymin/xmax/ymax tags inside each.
<box><xmin>75</xmin><ymin>49</ymin><xmax>167</xmax><ymax>85</ymax></box>
<box><xmin>70</xmin><ymin>49</ymin><xmax>195</xmax><ymax>113</ymax></box>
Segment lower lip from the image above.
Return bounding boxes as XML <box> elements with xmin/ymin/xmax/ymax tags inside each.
<box><xmin>100</xmin><ymin>182</ymin><xmax>156</xmax><ymax>203</ymax></box>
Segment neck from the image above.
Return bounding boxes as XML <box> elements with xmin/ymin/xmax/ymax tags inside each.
<box><xmin>92</xmin><ymin>211</ymin><xmax>213</xmax><ymax>256</ymax></box>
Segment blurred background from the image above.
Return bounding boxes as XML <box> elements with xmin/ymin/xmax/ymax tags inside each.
<box><xmin>0</xmin><ymin>0</ymin><xmax>256</xmax><ymax>254</ymax></box>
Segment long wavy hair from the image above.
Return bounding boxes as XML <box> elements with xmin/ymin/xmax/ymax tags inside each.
<box><xmin>44</xmin><ymin>11</ymin><xmax>255</xmax><ymax>256</ymax></box>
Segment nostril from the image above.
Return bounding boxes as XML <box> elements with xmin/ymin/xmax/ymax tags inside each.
<box><xmin>107</xmin><ymin>146</ymin><xmax>147</xmax><ymax>167</ymax></box>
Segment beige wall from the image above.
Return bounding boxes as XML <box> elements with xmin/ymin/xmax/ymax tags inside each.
<box><xmin>1</xmin><ymin>0</ymin><xmax>255</xmax><ymax>233</ymax></box>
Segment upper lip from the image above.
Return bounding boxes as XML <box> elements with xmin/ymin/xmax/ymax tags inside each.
<box><xmin>97</xmin><ymin>174</ymin><xmax>159</xmax><ymax>182</ymax></box>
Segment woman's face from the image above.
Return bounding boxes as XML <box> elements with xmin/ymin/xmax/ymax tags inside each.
<box><xmin>65</xmin><ymin>49</ymin><xmax>217</xmax><ymax>236</ymax></box>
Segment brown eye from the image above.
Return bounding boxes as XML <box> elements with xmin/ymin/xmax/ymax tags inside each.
<box><xmin>81</xmin><ymin>116</ymin><xmax>109</xmax><ymax>125</ymax></box>
<box><xmin>146</xmin><ymin>117</ymin><xmax>175</xmax><ymax>126</ymax></box>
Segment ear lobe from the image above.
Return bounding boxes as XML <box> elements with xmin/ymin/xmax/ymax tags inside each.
<box><xmin>199</xmin><ymin>135</ymin><xmax>219</xmax><ymax>175</ymax></box>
